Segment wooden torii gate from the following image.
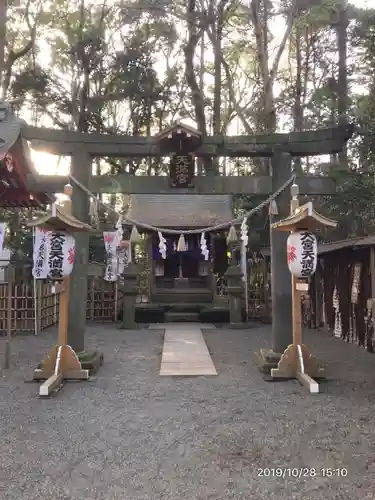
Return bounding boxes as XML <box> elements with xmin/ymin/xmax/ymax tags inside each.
<box><xmin>25</xmin><ymin>121</ymin><xmax>354</xmax><ymax>370</ymax></box>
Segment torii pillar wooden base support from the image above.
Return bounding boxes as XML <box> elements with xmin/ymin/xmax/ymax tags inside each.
<box><xmin>33</xmin><ymin>278</ymin><xmax>89</xmax><ymax>397</ymax></box>
<box><xmin>271</xmin><ymin>344</ymin><xmax>324</xmax><ymax>394</ymax></box>
<box><xmin>270</xmin><ymin>275</ymin><xmax>324</xmax><ymax>394</ymax></box>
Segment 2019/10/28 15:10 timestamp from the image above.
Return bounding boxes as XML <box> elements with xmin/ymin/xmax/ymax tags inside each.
<box><xmin>257</xmin><ymin>468</ymin><xmax>348</xmax><ymax>478</ymax></box>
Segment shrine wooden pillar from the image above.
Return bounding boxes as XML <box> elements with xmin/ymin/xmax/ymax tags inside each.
<box><xmin>67</xmin><ymin>150</ymin><xmax>91</xmax><ymax>353</ymax></box>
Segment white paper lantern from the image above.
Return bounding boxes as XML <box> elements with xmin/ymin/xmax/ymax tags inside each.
<box><xmin>48</xmin><ymin>232</ymin><xmax>76</xmax><ymax>279</ymax></box>
<box><xmin>287</xmin><ymin>231</ymin><xmax>317</xmax><ymax>278</ymax></box>
<box><xmin>32</xmin><ymin>229</ymin><xmax>76</xmax><ymax>280</ymax></box>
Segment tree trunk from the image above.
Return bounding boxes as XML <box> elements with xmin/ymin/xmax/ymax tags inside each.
<box><xmin>184</xmin><ymin>0</ymin><xmax>216</xmax><ymax>174</ymax></box>
<box><xmin>0</xmin><ymin>0</ymin><xmax>6</xmax><ymax>99</ymax></box>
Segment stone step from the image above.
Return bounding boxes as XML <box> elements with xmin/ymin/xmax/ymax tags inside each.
<box><xmin>153</xmin><ymin>293</ymin><xmax>213</xmax><ymax>304</ymax></box>
<box><xmin>165</xmin><ymin>312</ymin><xmax>200</xmax><ymax>322</ymax></box>
<box><xmin>166</xmin><ymin>304</ymin><xmax>202</xmax><ymax>313</ymax></box>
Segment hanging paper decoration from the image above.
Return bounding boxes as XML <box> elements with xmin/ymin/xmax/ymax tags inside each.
<box><xmin>115</xmin><ymin>216</ymin><xmax>123</xmax><ymax>244</ymax></box>
<box><xmin>333</xmin><ymin>287</ymin><xmax>342</xmax><ymax>338</ymax></box>
<box><xmin>158</xmin><ymin>231</ymin><xmax>166</xmax><ymax>259</ymax></box>
<box><xmin>103</xmin><ymin>231</ymin><xmax>119</xmax><ymax>282</ymax></box>
<box><xmin>117</xmin><ymin>246</ymin><xmax>129</xmax><ymax>276</ymax></box>
<box><xmin>351</xmin><ymin>263</ymin><xmax>361</xmax><ymax>305</ymax></box>
<box><xmin>226</xmin><ymin>225</ymin><xmax>237</xmax><ymax>244</ymax></box>
<box><xmin>200</xmin><ymin>232</ymin><xmax>209</xmax><ymax>261</ymax></box>
<box><xmin>32</xmin><ymin>228</ymin><xmax>51</xmax><ymax>279</ymax></box>
<box><xmin>130</xmin><ymin>225</ymin><xmax>141</xmax><ymax>243</ymax></box>
<box><xmin>177</xmin><ymin>233</ymin><xmax>185</xmax><ymax>252</ymax></box>
<box><xmin>287</xmin><ymin>231</ymin><xmax>317</xmax><ymax>278</ymax></box>
<box><xmin>240</xmin><ymin>218</ymin><xmax>248</xmax><ymax>247</ymax></box>
<box><xmin>0</xmin><ymin>222</ymin><xmax>5</xmax><ymax>253</ymax></box>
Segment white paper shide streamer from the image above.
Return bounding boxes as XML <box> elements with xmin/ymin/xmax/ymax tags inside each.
<box><xmin>158</xmin><ymin>232</ymin><xmax>166</xmax><ymax>259</ymax></box>
<box><xmin>103</xmin><ymin>231</ymin><xmax>119</xmax><ymax>282</ymax></box>
<box><xmin>115</xmin><ymin>215</ymin><xmax>123</xmax><ymax>242</ymax></box>
<box><xmin>200</xmin><ymin>232</ymin><xmax>209</xmax><ymax>261</ymax></box>
<box><xmin>240</xmin><ymin>218</ymin><xmax>248</xmax><ymax>247</ymax></box>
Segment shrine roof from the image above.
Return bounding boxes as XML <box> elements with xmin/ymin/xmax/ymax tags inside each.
<box><xmin>126</xmin><ymin>194</ymin><xmax>233</xmax><ymax>229</ymax></box>
<box><xmin>0</xmin><ymin>103</ymin><xmax>53</xmax><ymax>208</ymax></box>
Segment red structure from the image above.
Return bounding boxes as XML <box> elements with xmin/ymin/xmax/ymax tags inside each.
<box><xmin>0</xmin><ymin>104</ymin><xmax>52</xmax><ymax>208</ymax></box>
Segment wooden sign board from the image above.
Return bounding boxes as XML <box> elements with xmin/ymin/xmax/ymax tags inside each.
<box><xmin>169</xmin><ymin>154</ymin><xmax>194</xmax><ymax>188</ymax></box>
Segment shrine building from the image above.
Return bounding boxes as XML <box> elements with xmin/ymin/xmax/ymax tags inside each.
<box><xmin>124</xmin><ymin>194</ymin><xmax>233</xmax><ymax>307</ymax></box>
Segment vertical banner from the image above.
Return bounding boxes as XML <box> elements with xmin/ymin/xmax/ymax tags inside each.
<box><xmin>103</xmin><ymin>231</ymin><xmax>119</xmax><ymax>282</ymax></box>
<box><xmin>0</xmin><ymin>222</ymin><xmax>5</xmax><ymax>253</ymax></box>
<box><xmin>240</xmin><ymin>219</ymin><xmax>249</xmax><ymax>319</ymax></box>
<box><xmin>117</xmin><ymin>247</ymin><xmax>129</xmax><ymax>276</ymax></box>
<box><xmin>32</xmin><ymin>228</ymin><xmax>51</xmax><ymax>279</ymax></box>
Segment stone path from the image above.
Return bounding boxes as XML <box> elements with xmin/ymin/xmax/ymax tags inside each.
<box><xmin>149</xmin><ymin>323</ymin><xmax>217</xmax><ymax>376</ymax></box>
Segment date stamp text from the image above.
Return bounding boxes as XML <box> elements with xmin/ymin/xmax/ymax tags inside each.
<box><xmin>257</xmin><ymin>468</ymin><xmax>348</xmax><ymax>479</ymax></box>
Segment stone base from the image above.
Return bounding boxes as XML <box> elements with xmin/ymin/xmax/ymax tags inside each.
<box><xmin>77</xmin><ymin>350</ymin><xmax>104</xmax><ymax>375</ymax></box>
<box><xmin>120</xmin><ymin>322</ymin><xmax>139</xmax><ymax>330</ymax></box>
<box><xmin>36</xmin><ymin>349</ymin><xmax>103</xmax><ymax>377</ymax></box>
<box><xmin>228</xmin><ymin>322</ymin><xmax>245</xmax><ymax>329</ymax></box>
<box><xmin>254</xmin><ymin>348</ymin><xmax>283</xmax><ymax>375</ymax></box>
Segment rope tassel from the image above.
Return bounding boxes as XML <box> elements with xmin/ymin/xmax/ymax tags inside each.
<box><xmin>269</xmin><ymin>200</ymin><xmax>278</xmax><ymax>215</ymax></box>
<box><xmin>130</xmin><ymin>225</ymin><xmax>141</xmax><ymax>243</ymax></box>
<box><xmin>226</xmin><ymin>225</ymin><xmax>237</xmax><ymax>244</ymax></box>
<box><xmin>177</xmin><ymin>234</ymin><xmax>185</xmax><ymax>252</ymax></box>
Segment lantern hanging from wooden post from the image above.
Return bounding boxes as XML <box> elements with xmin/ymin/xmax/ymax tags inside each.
<box><xmin>27</xmin><ymin>186</ymin><xmax>92</xmax><ymax>398</ymax></box>
<box><xmin>287</xmin><ymin>231</ymin><xmax>317</xmax><ymax>278</ymax></box>
<box><xmin>270</xmin><ymin>199</ymin><xmax>337</xmax><ymax>394</ymax></box>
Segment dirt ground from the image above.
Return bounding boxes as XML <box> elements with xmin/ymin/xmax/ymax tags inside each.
<box><xmin>1</xmin><ymin>323</ymin><xmax>375</xmax><ymax>500</ymax></box>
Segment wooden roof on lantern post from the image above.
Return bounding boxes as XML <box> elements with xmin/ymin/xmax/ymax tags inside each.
<box><xmin>271</xmin><ymin>201</ymin><xmax>337</xmax><ymax>232</ymax></box>
<box><xmin>27</xmin><ymin>201</ymin><xmax>92</xmax><ymax>233</ymax></box>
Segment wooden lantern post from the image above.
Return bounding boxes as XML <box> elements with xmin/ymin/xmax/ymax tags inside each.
<box><xmin>27</xmin><ymin>184</ymin><xmax>92</xmax><ymax>397</ymax></box>
<box><xmin>270</xmin><ymin>184</ymin><xmax>337</xmax><ymax>394</ymax></box>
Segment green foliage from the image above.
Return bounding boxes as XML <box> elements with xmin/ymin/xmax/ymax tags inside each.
<box><xmin>3</xmin><ymin>0</ymin><xmax>375</xmax><ymax>244</ymax></box>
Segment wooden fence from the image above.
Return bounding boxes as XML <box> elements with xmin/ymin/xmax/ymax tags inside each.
<box><xmin>0</xmin><ymin>278</ymin><xmax>120</xmax><ymax>336</ymax></box>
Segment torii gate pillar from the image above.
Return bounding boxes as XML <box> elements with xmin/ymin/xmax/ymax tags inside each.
<box><xmin>67</xmin><ymin>151</ymin><xmax>91</xmax><ymax>353</ymax></box>
<box><xmin>257</xmin><ymin>151</ymin><xmax>293</xmax><ymax>373</ymax></box>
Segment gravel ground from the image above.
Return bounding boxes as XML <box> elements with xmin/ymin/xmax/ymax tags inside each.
<box><xmin>1</xmin><ymin>323</ymin><xmax>375</xmax><ymax>500</ymax></box>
